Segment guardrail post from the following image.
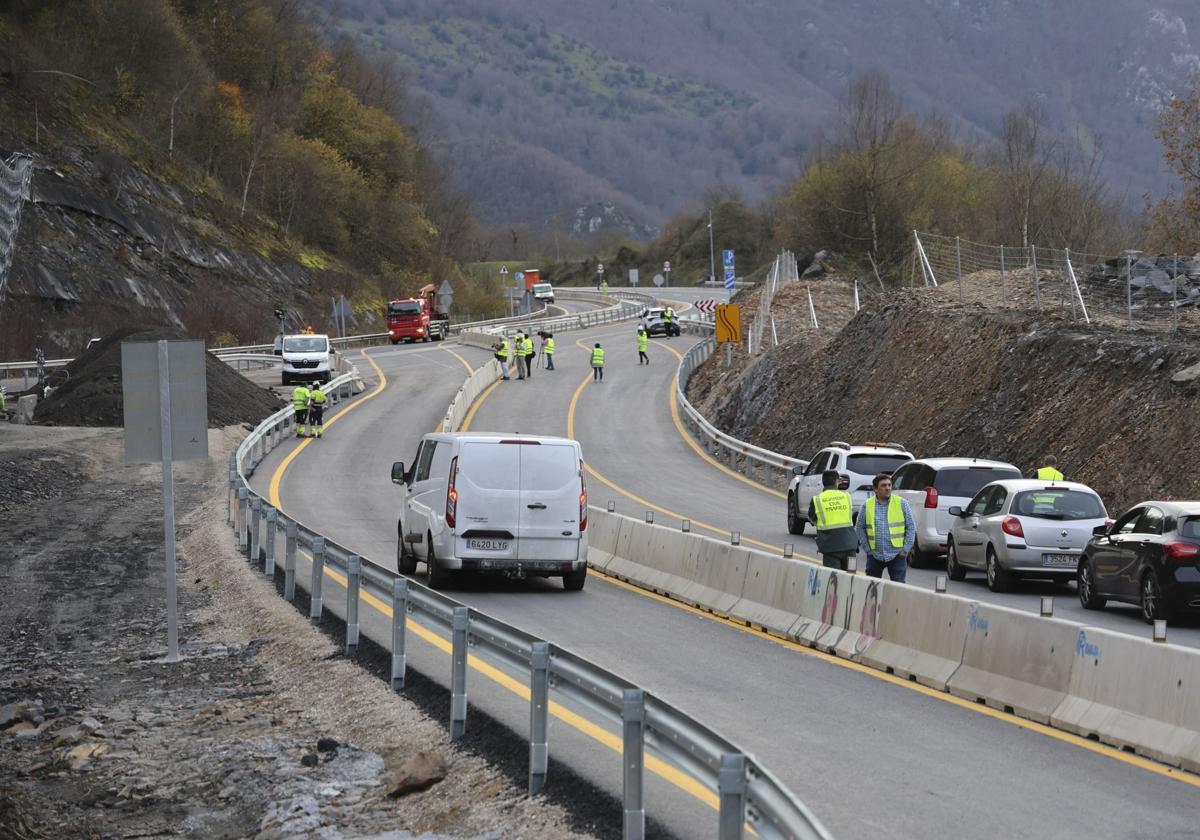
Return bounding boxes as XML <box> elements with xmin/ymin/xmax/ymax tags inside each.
<box><xmin>310</xmin><ymin>536</ymin><xmax>326</xmax><ymax>624</ymax></box>
<box><xmin>236</xmin><ymin>488</ymin><xmax>249</xmax><ymax>552</ymax></box>
<box><xmin>450</xmin><ymin>606</ymin><xmax>469</xmax><ymax>739</ymax></box>
<box><xmin>227</xmin><ymin>470</ymin><xmax>236</xmax><ymax>525</ymax></box>
<box><xmin>345</xmin><ymin>555</ymin><xmax>361</xmax><ymax>654</ymax></box>
<box><xmin>284</xmin><ymin>520</ymin><xmax>298</xmax><ymax>600</ymax></box>
<box><xmin>528</xmin><ymin>641</ymin><xmax>550</xmax><ymax>795</ymax></box>
<box><xmin>264</xmin><ymin>506</ymin><xmax>277</xmax><ymax>575</ymax></box>
<box><xmin>718</xmin><ymin>753</ymin><xmax>747</xmax><ymax>840</ymax></box>
<box><xmin>622</xmin><ymin>688</ymin><xmax>646</xmax><ymax>840</ymax></box>
<box><xmin>392</xmin><ymin>578</ymin><xmax>408</xmax><ymax>690</ymax></box>
<box><xmin>249</xmin><ymin>497</ymin><xmax>262</xmax><ymax>561</ymax></box>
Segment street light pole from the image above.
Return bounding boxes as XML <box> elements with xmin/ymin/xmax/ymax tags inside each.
<box><xmin>707</xmin><ymin>208</ymin><xmax>716</xmax><ymax>285</ymax></box>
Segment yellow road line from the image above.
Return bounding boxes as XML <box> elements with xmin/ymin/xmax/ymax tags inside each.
<box><xmin>441</xmin><ymin>346</ymin><xmax>475</xmax><ymax>375</ymax></box>
<box><xmin>269</xmin><ymin>350</ymin><xmax>389</xmax><ymax>509</ymax></box>
<box><xmin>461</xmin><ymin>379</ymin><xmax>501</xmax><ymax>431</ymax></box>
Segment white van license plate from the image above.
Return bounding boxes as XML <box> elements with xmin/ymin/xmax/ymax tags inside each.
<box><xmin>468</xmin><ymin>539</ymin><xmax>509</xmax><ymax>551</ymax></box>
<box><xmin>1042</xmin><ymin>553</ymin><xmax>1077</xmax><ymax>567</ymax></box>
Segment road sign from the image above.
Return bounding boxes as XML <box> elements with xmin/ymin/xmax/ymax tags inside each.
<box><xmin>722</xmin><ymin>249</ymin><xmax>735</xmax><ymax>268</ymax></box>
<box><xmin>664</xmin><ymin>260</ymin><xmax>671</xmax><ymax>271</ymax></box>
<box><xmin>653</xmin><ymin>274</ymin><xmax>665</xmax><ymax>287</ymax></box>
<box><xmin>597</xmin><ymin>263</ymin><xmax>605</xmax><ymax>274</ymax></box>
<box><xmin>515</xmin><ymin>271</ymin><xmax>524</xmax><ymax>286</ymax></box>
<box><xmin>629</xmin><ymin>268</ymin><xmax>639</xmax><ymax>286</ymax></box>
<box><xmin>438</xmin><ymin>279</ymin><xmax>455</xmax><ymax>309</ymax></box>
<box><xmin>695</xmin><ymin>299</ymin><xmax>716</xmax><ymax>313</ymax></box>
<box><xmin>724</xmin><ymin>269</ymin><xmax>736</xmax><ymax>290</ymax></box>
<box><xmin>715</xmin><ymin>304</ymin><xmax>741</xmax><ymax>343</ymax></box>
<box><xmin>500</xmin><ymin>265</ymin><xmax>509</xmax><ymax>275</ymax></box>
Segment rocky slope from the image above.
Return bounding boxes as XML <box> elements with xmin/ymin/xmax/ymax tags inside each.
<box><xmin>687</xmin><ymin>294</ymin><xmax>1200</xmax><ymax>512</ymax></box>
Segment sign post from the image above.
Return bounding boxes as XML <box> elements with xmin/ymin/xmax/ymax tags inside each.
<box><xmin>715</xmin><ymin>304</ymin><xmax>741</xmax><ymax>367</ymax></box>
<box><xmin>722</xmin><ymin>250</ymin><xmax>736</xmax><ymax>298</ymax></box>
<box><xmin>664</xmin><ymin>260</ymin><xmax>671</xmax><ymax>287</ymax></box>
<box><xmin>121</xmin><ymin>340</ymin><xmax>209</xmax><ymax>663</ymax></box>
<box><xmin>597</xmin><ymin>262</ymin><xmax>607</xmax><ymax>294</ymax></box>
<box><xmin>628</xmin><ymin>268</ymin><xmax>639</xmax><ymax>287</ymax></box>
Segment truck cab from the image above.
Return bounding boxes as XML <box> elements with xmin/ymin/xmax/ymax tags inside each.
<box><xmin>387</xmin><ymin>284</ymin><xmax>449</xmax><ymax>343</ymax></box>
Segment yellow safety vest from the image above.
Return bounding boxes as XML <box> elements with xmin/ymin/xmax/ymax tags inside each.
<box><xmin>591</xmin><ymin>347</ymin><xmax>605</xmax><ymax>366</ymax></box>
<box><xmin>545</xmin><ymin>338</ymin><xmax>555</xmax><ymax>355</ymax></box>
<box><xmin>864</xmin><ymin>496</ymin><xmax>905</xmax><ymax>550</ymax></box>
<box><xmin>524</xmin><ymin>338</ymin><xmax>534</xmax><ymax>355</ymax></box>
<box><xmin>291</xmin><ymin>386</ymin><xmax>310</xmax><ymax>410</ymax></box>
<box><xmin>664</xmin><ymin>309</ymin><xmax>674</xmax><ymax>322</ymax></box>
<box><xmin>637</xmin><ymin>333</ymin><xmax>648</xmax><ymax>351</ymax></box>
<box><xmin>310</xmin><ymin>389</ymin><xmax>326</xmax><ymax>405</ymax></box>
<box><xmin>1036</xmin><ymin>466</ymin><xmax>1064</xmax><ymax>481</ymax></box>
<box><xmin>813</xmin><ymin>489</ymin><xmax>853</xmax><ymax>531</ymax></box>
<box><xmin>496</xmin><ymin>340</ymin><xmax>509</xmax><ymax>359</ymax></box>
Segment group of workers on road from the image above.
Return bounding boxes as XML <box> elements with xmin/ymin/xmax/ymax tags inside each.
<box><xmin>290</xmin><ymin>381</ymin><xmax>327</xmax><ymax>438</ymax></box>
<box><xmin>492</xmin><ymin>325</ymin><xmax>659</xmax><ymax>383</ymax></box>
<box><xmin>810</xmin><ymin>456</ymin><xmax>1066</xmax><ymax>582</ymax></box>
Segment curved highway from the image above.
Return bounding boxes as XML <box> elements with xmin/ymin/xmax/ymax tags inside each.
<box><xmin>248</xmin><ymin>288</ymin><xmax>1200</xmax><ymax>839</ymax></box>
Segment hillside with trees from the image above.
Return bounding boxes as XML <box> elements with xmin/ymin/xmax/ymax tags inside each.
<box><xmin>322</xmin><ymin>0</ymin><xmax>1200</xmax><ymax>234</ymax></box>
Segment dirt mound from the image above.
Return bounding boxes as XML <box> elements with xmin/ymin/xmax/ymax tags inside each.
<box><xmin>687</xmin><ymin>297</ymin><xmax>1200</xmax><ymax>512</ymax></box>
<box><xmin>33</xmin><ymin>327</ymin><xmax>283</xmax><ymax>428</ymax></box>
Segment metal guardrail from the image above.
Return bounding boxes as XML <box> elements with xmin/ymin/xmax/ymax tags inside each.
<box><xmin>229</xmin><ymin>361</ymin><xmax>829</xmax><ymax>840</ymax></box>
<box><xmin>674</xmin><ymin>323</ymin><xmax>807</xmax><ymax>488</ymax></box>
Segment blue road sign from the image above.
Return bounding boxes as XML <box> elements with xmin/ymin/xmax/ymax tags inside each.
<box><xmin>724</xmin><ymin>268</ymin><xmax>736</xmax><ymax>289</ymax></box>
<box><xmin>722</xmin><ymin>249</ymin><xmax>735</xmax><ymax>269</ymax></box>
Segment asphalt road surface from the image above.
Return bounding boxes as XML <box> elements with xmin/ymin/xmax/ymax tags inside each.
<box><xmin>249</xmin><ymin>300</ymin><xmax>1200</xmax><ymax>839</ymax></box>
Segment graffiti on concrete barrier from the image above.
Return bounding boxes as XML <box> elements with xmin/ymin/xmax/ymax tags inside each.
<box><xmin>1075</xmin><ymin>630</ymin><xmax>1101</xmax><ymax>659</ymax></box>
<box><xmin>968</xmin><ymin>603</ymin><xmax>989</xmax><ymax>634</ymax></box>
<box><xmin>852</xmin><ymin>579</ymin><xmax>881</xmax><ymax>656</ymax></box>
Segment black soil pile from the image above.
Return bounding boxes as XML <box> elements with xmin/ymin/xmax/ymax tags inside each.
<box><xmin>33</xmin><ymin>327</ymin><xmax>283</xmax><ymax>428</ymax></box>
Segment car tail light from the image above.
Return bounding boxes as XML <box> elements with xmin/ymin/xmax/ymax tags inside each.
<box><xmin>1164</xmin><ymin>541</ymin><xmax>1200</xmax><ymax>562</ymax></box>
<box><xmin>1001</xmin><ymin>516</ymin><xmax>1025</xmax><ymax>538</ymax></box>
<box><xmin>923</xmin><ymin>487</ymin><xmax>938</xmax><ymax>509</ymax></box>
<box><xmin>579</xmin><ymin>473</ymin><xmax>588</xmax><ymax>532</ymax></box>
<box><xmin>445</xmin><ymin>456</ymin><xmax>458</xmax><ymax>529</ymax></box>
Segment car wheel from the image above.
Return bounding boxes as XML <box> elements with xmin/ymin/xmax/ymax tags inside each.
<box><xmin>427</xmin><ymin>532</ymin><xmax>453</xmax><ymax>590</ymax></box>
<box><xmin>909</xmin><ymin>541</ymin><xmax>932</xmax><ymax>569</ymax></box>
<box><xmin>1077</xmin><ymin>560</ymin><xmax>1106</xmax><ymax>610</ymax></box>
<box><xmin>986</xmin><ymin>547</ymin><xmax>1012</xmax><ymax>593</ymax></box>
<box><xmin>397</xmin><ymin>529</ymin><xmax>418</xmax><ymax>575</ymax></box>
<box><xmin>1140</xmin><ymin>570</ymin><xmax>1172</xmax><ymax>623</ymax></box>
<box><xmin>787</xmin><ymin>493</ymin><xmax>803</xmax><ymax>535</ymax></box>
<box><xmin>390</xmin><ymin>339</ymin><xmax>399</xmax><ymax>346</ymax></box>
<box><xmin>563</xmin><ymin>566</ymin><xmax>587</xmax><ymax>591</ymax></box>
<box><xmin>946</xmin><ymin>539</ymin><xmax>967</xmax><ymax>581</ymax></box>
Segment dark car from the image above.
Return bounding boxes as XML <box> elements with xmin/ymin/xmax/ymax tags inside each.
<box><xmin>1077</xmin><ymin>501</ymin><xmax>1200</xmax><ymax>622</ymax></box>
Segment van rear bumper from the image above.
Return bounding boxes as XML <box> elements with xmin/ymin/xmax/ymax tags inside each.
<box><xmin>447</xmin><ymin>556</ymin><xmax>585</xmax><ymax>576</ymax></box>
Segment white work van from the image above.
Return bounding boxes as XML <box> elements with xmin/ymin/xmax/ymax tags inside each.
<box><xmin>391</xmin><ymin>433</ymin><xmax>588</xmax><ymax>590</ymax></box>
<box><xmin>532</xmin><ymin>282</ymin><xmax>555</xmax><ymax>303</ymax></box>
<box><xmin>279</xmin><ymin>333</ymin><xmax>332</xmax><ymax>385</ymax></box>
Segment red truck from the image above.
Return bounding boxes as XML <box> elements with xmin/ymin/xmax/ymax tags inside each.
<box><xmin>386</xmin><ymin>283</ymin><xmax>450</xmax><ymax>344</ymax></box>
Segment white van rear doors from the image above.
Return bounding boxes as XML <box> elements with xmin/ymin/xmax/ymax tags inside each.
<box><xmin>517</xmin><ymin>441</ymin><xmax>582</xmax><ymax>561</ymax></box>
<box><xmin>454</xmin><ymin>441</ymin><xmax>522</xmax><ymax>562</ymax></box>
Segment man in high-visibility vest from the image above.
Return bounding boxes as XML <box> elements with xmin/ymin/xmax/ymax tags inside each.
<box><xmin>855</xmin><ymin>473</ymin><xmax>916</xmax><ymax>582</ymax></box>
<box><xmin>808</xmin><ymin>470</ymin><xmax>857</xmax><ymax>570</ymax></box>
<box><xmin>309</xmin><ymin>381</ymin><xmax>327</xmax><ymax>438</ymax></box>
<box><xmin>1035</xmin><ymin>456</ymin><xmax>1064</xmax><ymax>481</ymax></box>
<box><xmin>637</xmin><ymin>327</ymin><xmax>649</xmax><ymax>364</ymax></box>
<box><xmin>542</xmin><ymin>332</ymin><xmax>555</xmax><ymax>370</ymax></box>
<box><xmin>514</xmin><ymin>331</ymin><xmax>527</xmax><ymax>380</ymax></box>
<box><xmin>291</xmin><ymin>382</ymin><xmax>312</xmax><ymax>437</ymax></box>
<box><xmin>494</xmin><ymin>338</ymin><xmax>510</xmax><ymax>380</ymax></box>
<box><xmin>523</xmin><ymin>334</ymin><xmax>535</xmax><ymax>378</ymax></box>
<box><xmin>591</xmin><ymin>342</ymin><xmax>605</xmax><ymax>382</ymax></box>
<box><xmin>663</xmin><ymin>306</ymin><xmax>676</xmax><ymax>337</ymax></box>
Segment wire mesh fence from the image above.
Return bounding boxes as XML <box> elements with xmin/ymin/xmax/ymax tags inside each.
<box><xmin>913</xmin><ymin>230</ymin><xmax>1200</xmax><ymax>334</ymax></box>
<box><xmin>0</xmin><ymin>153</ymin><xmax>34</xmax><ymax>315</ymax></box>
<box><xmin>747</xmin><ymin>250</ymin><xmax>799</xmax><ymax>355</ymax></box>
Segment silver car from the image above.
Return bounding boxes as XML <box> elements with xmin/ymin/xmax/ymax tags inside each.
<box><xmin>946</xmin><ymin>479</ymin><xmax>1109</xmax><ymax>592</ymax></box>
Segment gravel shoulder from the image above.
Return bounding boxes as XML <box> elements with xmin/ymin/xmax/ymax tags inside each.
<box><xmin>0</xmin><ymin>425</ymin><xmax>594</xmax><ymax>840</ymax></box>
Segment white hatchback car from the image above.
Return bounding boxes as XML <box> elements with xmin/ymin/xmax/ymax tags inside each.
<box><xmin>946</xmin><ymin>479</ymin><xmax>1109</xmax><ymax>591</ymax></box>
<box><xmin>392</xmin><ymin>433</ymin><xmax>589</xmax><ymax>591</ymax></box>
<box><xmin>890</xmin><ymin>458</ymin><xmax>1022</xmax><ymax>567</ymax></box>
<box><xmin>787</xmin><ymin>441</ymin><xmax>913</xmax><ymax>535</ymax></box>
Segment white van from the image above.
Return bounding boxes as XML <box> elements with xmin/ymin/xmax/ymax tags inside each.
<box><xmin>391</xmin><ymin>433</ymin><xmax>588</xmax><ymax>590</ymax></box>
<box><xmin>280</xmin><ymin>333</ymin><xmax>332</xmax><ymax>385</ymax></box>
<box><xmin>532</xmin><ymin>282</ymin><xmax>555</xmax><ymax>303</ymax></box>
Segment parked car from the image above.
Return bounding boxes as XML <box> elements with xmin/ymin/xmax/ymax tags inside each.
<box><xmin>787</xmin><ymin>441</ymin><xmax>913</xmax><ymax>535</ymax></box>
<box><xmin>391</xmin><ymin>433</ymin><xmax>588</xmax><ymax>591</ymax></box>
<box><xmin>891</xmin><ymin>458</ymin><xmax>1023</xmax><ymax>567</ymax></box>
<box><xmin>1077</xmin><ymin>501</ymin><xmax>1200</xmax><ymax>622</ymax></box>
<box><xmin>946</xmin><ymin>479</ymin><xmax>1108</xmax><ymax>591</ymax></box>
<box><xmin>640</xmin><ymin>307</ymin><xmax>680</xmax><ymax>337</ymax></box>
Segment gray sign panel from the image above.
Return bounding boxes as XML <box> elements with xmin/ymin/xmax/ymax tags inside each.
<box><xmin>629</xmin><ymin>269</ymin><xmax>639</xmax><ymax>286</ymax></box>
<box><xmin>122</xmin><ymin>340</ymin><xmax>209</xmax><ymax>463</ymax></box>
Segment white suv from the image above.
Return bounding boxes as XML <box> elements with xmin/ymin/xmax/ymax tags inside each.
<box><xmin>890</xmin><ymin>458</ymin><xmax>1022</xmax><ymax>567</ymax></box>
<box><xmin>787</xmin><ymin>441</ymin><xmax>913</xmax><ymax>535</ymax></box>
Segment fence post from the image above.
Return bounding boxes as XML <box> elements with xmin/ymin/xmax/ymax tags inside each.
<box><xmin>249</xmin><ymin>497</ymin><xmax>261</xmax><ymax>562</ymax></box>
<box><xmin>999</xmin><ymin>244</ymin><xmax>1007</xmax><ymax>299</ymax></box>
<box><xmin>264</xmin><ymin>506</ymin><xmax>277</xmax><ymax>576</ymax></box>
<box><xmin>236</xmin><ymin>488</ymin><xmax>249</xmax><ymax>552</ymax></box>
<box><xmin>391</xmin><ymin>578</ymin><xmax>408</xmax><ymax>691</ymax></box>
<box><xmin>955</xmin><ymin>235</ymin><xmax>964</xmax><ymax>304</ymax></box>
<box><xmin>1031</xmin><ymin>246</ymin><xmax>1042</xmax><ymax>309</ymax></box>
<box><xmin>284</xmin><ymin>520</ymin><xmax>297</xmax><ymax>600</ymax></box>
<box><xmin>310</xmin><ymin>536</ymin><xmax>326</xmax><ymax>625</ymax></box>
<box><xmin>345</xmin><ymin>555</ymin><xmax>361</xmax><ymax>654</ymax></box>
<box><xmin>450</xmin><ymin>606</ymin><xmax>469</xmax><ymax>739</ymax></box>
<box><xmin>718</xmin><ymin>753</ymin><xmax>747</xmax><ymax>840</ymax></box>
<box><xmin>528</xmin><ymin>641</ymin><xmax>550</xmax><ymax>796</ymax></box>
<box><xmin>622</xmin><ymin>688</ymin><xmax>646</xmax><ymax>840</ymax></box>
<box><xmin>1174</xmin><ymin>254</ymin><xmax>1180</xmax><ymax>333</ymax></box>
<box><xmin>1126</xmin><ymin>255</ymin><xmax>1133</xmax><ymax>326</ymax></box>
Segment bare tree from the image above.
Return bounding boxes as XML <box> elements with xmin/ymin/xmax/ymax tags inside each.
<box><xmin>1000</xmin><ymin>105</ymin><xmax>1055</xmax><ymax>247</ymax></box>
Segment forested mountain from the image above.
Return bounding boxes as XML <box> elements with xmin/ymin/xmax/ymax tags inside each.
<box><xmin>320</xmin><ymin>0</ymin><xmax>1200</xmax><ymax>235</ymax></box>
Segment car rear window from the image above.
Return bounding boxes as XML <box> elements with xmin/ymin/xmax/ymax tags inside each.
<box><xmin>1179</xmin><ymin>517</ymin><xmax>1200</xmax><ymax>540</ymax></box>
<box><xmin>459</xmin><ymin>443</ymin><xmax>519</xmax><ymax>490</ymax></box>
<box><xmin>1011</xmin><ymin>490</ymin><xmax>1105</xmax><ymax>521</ymax></box>
<box><xmin>934</xmin><ymin>467</ymin><xmax>1021</xmax><ymax>498</ymax></box>
<box><xmin>520</xmin><ymin>444</ymin><xmax>579</xmax><ymax>492</ymax></box>
<box><xmin>846</xmin><ymin>454</ymin><xmax>910</xmax><ymax>476</ymax></box>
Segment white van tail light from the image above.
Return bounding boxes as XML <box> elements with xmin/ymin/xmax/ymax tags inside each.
<box><xmin>579</xmin><ymin>473</ymin><xmax>588</xmax><ymax>532</ymax></box>
<box><xmin>446</xmin><ymin>456</ymin><xmax>459</xmax><ymax>528</ymax></box>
